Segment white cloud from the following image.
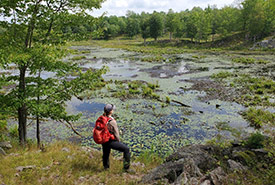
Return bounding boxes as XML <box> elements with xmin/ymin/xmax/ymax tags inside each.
<box><xmin>91</xmin><ymin>0</ymin><xmax>236</xmax><ymax>17</ymax></box>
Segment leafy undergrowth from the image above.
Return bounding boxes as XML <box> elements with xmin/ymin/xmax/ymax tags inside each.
<box><xmin>243</xmin><ymin>108</ymin><xmax>275</xmax><ymax>129</ymax></box>
<box><xmin>0</xmin><ymin>141</ymin><xmax>161</xmax><ymax>185</ymax></box>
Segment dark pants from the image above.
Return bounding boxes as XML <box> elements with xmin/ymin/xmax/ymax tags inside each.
<box><xmin>102</xmin><ymin>140</ymin><xmax>130</xmax><ymax>170</ymax></box>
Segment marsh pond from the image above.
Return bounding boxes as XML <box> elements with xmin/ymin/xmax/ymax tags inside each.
<box><xmin>11</xmin><ymin>45</ymin><xmax>275</xmax><ymax>155</ymax></box>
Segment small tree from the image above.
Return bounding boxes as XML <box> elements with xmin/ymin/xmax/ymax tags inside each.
<box><xmin>166</xmin><ymin>9</ymin><xmax>176</xmax><ymax>41</ymax></box>
<box><xmin>126</xmin><ymin>18</ymin><xmax>140</xmax><ymax>38</ymax></box>
<box><xmin>140</xmin><ymin>13</ymin><xmax>151</xmax><ymax>45</ymax></box>
<box><xmin>149</xmin><ymin>12</ymin><xmax>164</xmax><ymax>41</ymax></box>
<box><xmin>0</xmin><ymin>0</ymin><xmax>105</xmax><ymax>146</ymax></box>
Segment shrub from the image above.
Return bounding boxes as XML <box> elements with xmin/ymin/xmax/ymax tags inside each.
<box><xmin>9</xmin><ymin>125</ymin><xmax>19</xmax><ymax>138</ymax></box>
<box><xmin>211</xmin><ymin>71</ymin><xmax>233</xmax><ymax>79</ymax></box>
<box><xmin>245</xmin><ymin>132</ymin><xmax>265</xmax><ymax>149</ymax></box>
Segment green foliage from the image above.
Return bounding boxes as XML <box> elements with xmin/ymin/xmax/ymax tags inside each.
<box><xmin>0</xmin><ymin>113</ymin><xmax>7</xmax><ymax>141</ymax></box>
<box><xmin>241</xmin><ymin>0</ymin><xmax>273</xmax><ymax>39</ymax></box>
<box><xmin>140</xmin><ymin>13</ymin><xmax>151</xmax><ymax>42</ymax></box>
<box><xmin>245</xmin><ymin>132</ymin><xmax>265</xmax><ymax>149</ymax></box>
<box><xmin>243</xmin><ymin>108</ymin><xmax>275</xmax><ymax>129</ymax></box>
<box><xmin>125</xmin><ymin>11</ymin><xmax>140</xmax><ymax>38</ymax></box>
<box><xmin>235</xmin><ymin>150</ymin><xmax>257</xmax><ymax>166</ymax></box>
<box><xmin>0</xmin><ymin>0</ymin><xmax>106</xmax><ymax>144</ymax></box>
<box><xmin>8</xmin><ymin>125</ymin><xmax>19</xmax><ymax>139</ymax></box>
<box><xmin>149</xmin><ymin>12</ymin><xmax>164</xmax><ymax>41</ymax></box>
<box><xmin>136</xmin><ymin>146</ymin><xmax>163</xmax><ymax>167</ymax></box>
<box><xmin>82</xmin><ymin>0</ymin><xmax>275</xmax><ymax>43</ymax></box>
<box><xmin>165</xmin><ymin>9</ymin><xmax>177</xmax><ymax>40</ymax></box>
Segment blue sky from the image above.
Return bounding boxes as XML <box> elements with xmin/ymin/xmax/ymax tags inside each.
<box><xmin>92</xmin><ymin>0</ymin><xmax>236</xmax><ymax>17</ymax></box>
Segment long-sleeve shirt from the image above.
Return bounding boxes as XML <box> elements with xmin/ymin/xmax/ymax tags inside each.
<box><xmin>107</xmin><ymin>118</ymin><xmax>120</xmax><ymax>142</ymax></box>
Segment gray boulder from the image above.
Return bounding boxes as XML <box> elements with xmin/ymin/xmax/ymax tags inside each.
<box><xmin>0</xmin><ymin>141</ymin><xmax>12</xmax><ymax>149</ymax></box>
<box><xmin>141</xmin><ymin>160</ymin><xmax>185</xmax><ymax>183</ymax></box>
<box><xmin>227</xmin><ymin>159</ymin><xmax>247</xmax><ymax>172</ymax></box>
<box><xmin>208</xmin><ymin>167</ymin><xmax>226</xmax><ymax>185</ymax></box>
<box><xmin>142</xmin><ymin>145</ymin><xmax>219</xmax><ymax>184</ymax></box>
<box><xmin>61</xmin><ymin>147</ymin><xmax>70</xmax><ymax>152</ymax></box>
<box><xmin>0</xmin><ymin>147</ymin><xmax>6</xmax><ymax>156</ymax></box>
<box><xmin>166</xmin><ymin>145</ymin><xmax>219</xmax><ymax>172</ymax></box>
<box><xmin>16</xmin><ymin>165</ymin><xmax>36</xmax><ymax>172</ymax></box>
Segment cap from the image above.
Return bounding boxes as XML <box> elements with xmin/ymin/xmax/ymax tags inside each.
<box><xmin>104</xmin><ymin>104</ymin><xmax>116</xmax><ymax>113</ymax></box>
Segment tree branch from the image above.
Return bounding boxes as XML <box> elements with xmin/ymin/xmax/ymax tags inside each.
<box><xmin>61</xmin><ymin>120</ymin><xmax>82</xmax><ymax>137</ymax></box>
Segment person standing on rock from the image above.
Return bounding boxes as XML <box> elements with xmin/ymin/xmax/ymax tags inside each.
<box><xmin>98</xmin><ymin>104</ymin><xmax>133</xmax><ymax>172</ymax></box>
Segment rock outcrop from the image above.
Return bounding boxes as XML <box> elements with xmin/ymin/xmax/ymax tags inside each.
<box><xmin>251</xmin><ymin>36</ymin><xmax>275</xmax><ymax>49</ymax></box>
<box><xmin>141</xmin><ymin>141</ymin><xmax>270</xmax><ymax>185</ymax></box>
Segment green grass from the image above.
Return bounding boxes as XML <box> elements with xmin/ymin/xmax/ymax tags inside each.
<box><xmin>0</xmin><ymin>141</ymin><xmax>160</xmax><ymax>185</ymax></box>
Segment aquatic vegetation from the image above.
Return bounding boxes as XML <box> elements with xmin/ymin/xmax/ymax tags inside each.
<box><xmin>211</xmin><ymin>71</ymin><xmax>234</xmax><ymax>80</ymax></box>
<box><xmin>107</xmin><ymin>80</ymin><xmax>161</xmax><ymax>100</ymax></box>
<box><xmin>70</xmin><ymin>55</ymin><xmax>87</xmax><ymax>61</ymax></box>
<box><xmin>69</xmin><ymin>49</ymin><xmax>90</xmax><ymax>55</ymax></box>
<box><xmin>141</xmin><ymin>55</ymin><xmax>166</xmax><ymax>62</ymax></box>
<box><xmin>192</xmin><ymin>55</ymin><xmax>206</xmax><ymax>59</ymax></box>
<box><xmin>211</xmin><ymin>71</ymin><xmax>274</xmax><ymax>106</ymax></box>
<box><xmin>232</xmin><ymin>57</ymin><xmax>255</xmax><ymax>64</ymax></box>
<box><xmin>232</xmin><ymin>57</ymin><xmax>270</xmax><ymax>65</ymax></box>
<box><xmin>80</xmin><ymin>50</ymin><xmax>91</xmax><ymax>54</ymax></box>
<box><xmin>234</xmin><ymin>75</ymin><xmax>275</xmax><ymax>106</ymax></box>
<box><xmin>165</xmin><ymin>96</ymin><xmax>171</xmax><ymax>104</ymax></box>
<box><xmin>242</xmin><ymin>108</ymin><xmax>275</xmax><ymax>129</ymax></box>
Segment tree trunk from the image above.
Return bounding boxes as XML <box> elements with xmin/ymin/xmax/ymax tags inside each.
<box><xmin>144</xmin><ymin>38</ymin><xmax>146</xmax><ymax>46</ymax></box>
<box><xmin>36</xmin><ymin>71</ymin><xmax>41</xmax><ymax>148</ymax></box>
<box><xmin>169</xmin><ymin>32</ymin><xmax>172</xmax><ymax>41</ymax></box>
<box><xmin>18</xmin><ymin>0</ymin><xmax>39</xmax><ymax>146</ymax></box>
<box><xmin>154</xmin><ymin>37</ymin><xmax>157</xmax><ymax>42</ymax></box>
<box><xmin>36</xmin><ymin>114</ymin><xmax>40</xmax><ymax>147</ymax></box>
<box><xmin>46</xmin><ymin>18</ymin><xmax>54</xmax><ymax>37</ymax></box>
<box><xmin>18</xmin><ymin>66</ymin><xmax>27</xmax><ymax>145</ymax></box>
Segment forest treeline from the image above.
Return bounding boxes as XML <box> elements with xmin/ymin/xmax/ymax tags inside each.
<box><xmin>61</xmin><ymin>0</ymin><xmax>275</xmax><ymax>43</ymax></box>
